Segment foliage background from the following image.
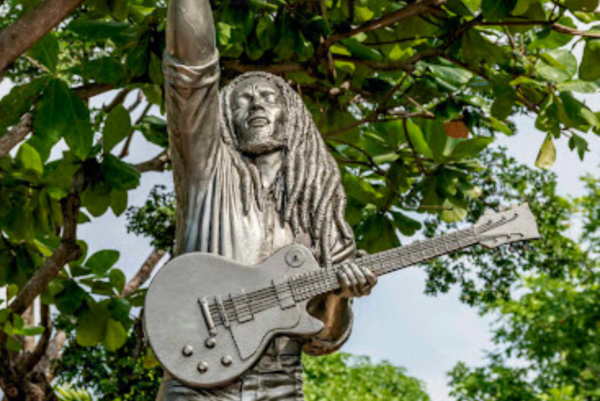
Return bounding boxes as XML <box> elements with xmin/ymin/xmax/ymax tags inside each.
<box><xmin>3</xmin><ymin>0</ymin><xmax>600</xmax><ymax>399</ymax></box>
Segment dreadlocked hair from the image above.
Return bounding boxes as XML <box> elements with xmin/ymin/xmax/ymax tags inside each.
<box><xmin>220</xmin><ymin>71</ymin><xmax>353</xmax><ymax>264</ymax></box>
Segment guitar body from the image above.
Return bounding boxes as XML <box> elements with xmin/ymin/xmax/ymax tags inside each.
<box><xmin>144</xmin><ymin>244</ymin><xmax>325</xmax><ymax>389</ymax></box>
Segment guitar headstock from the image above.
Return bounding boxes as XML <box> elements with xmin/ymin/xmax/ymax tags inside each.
<box><xmin>475</xmin><ymin>203</ymin><xmax>540</xmax><ymax>249</ymax></box>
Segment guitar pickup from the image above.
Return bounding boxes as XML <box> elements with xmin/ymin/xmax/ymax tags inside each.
<box><xmin>273</xmin><ymin>277</ymin><xmax>295</xmax><ymax>310</ymax></box>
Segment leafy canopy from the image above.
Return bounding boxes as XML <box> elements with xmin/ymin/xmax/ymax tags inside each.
<box><xmin>2</xmin><ymin>0</ymin><xmax>600</xmax><ymax>398</ymax></box>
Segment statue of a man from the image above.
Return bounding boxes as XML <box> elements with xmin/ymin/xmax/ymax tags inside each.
<box><xmin>157</xmin><ymin>0</ymin><xmax>377</xmax><ymax>399</ymax></box>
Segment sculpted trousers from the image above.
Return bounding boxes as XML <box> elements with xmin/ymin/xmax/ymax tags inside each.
<box><xmin>156</xmin><ymin>338</ymin><xmax>304</xmax><ymax>401</ymax></box>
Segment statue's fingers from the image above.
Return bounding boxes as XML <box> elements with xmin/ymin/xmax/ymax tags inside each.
<box><xmin>337</xmin><ymin>270</ymin><xmax>351</xmax><ymax>296</ymax></box>
<box><xmin>363</xmin><ymin>267</ymin><xmax>378</xmax><ymax>287</ymax></box>
<box><xmin>342</xmin><ymin>264</ymin><xmax>359</xmax><ymax>296</ymax></box>
<box><xmin>350</xmin><ymin>263</ymin><xmax>367</xmax><ymax>296</ymax></box>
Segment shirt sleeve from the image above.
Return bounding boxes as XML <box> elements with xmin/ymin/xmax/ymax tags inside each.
<box><xmin>163</xmin><ymin>51</ymin><xmax>222</xmax><ymax>182</ymax></box>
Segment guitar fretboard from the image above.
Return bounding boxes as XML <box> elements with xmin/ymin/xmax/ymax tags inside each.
<box><xmin>289</xmin><ymin>227</ymin><xmax>478</xmax><ymax>302</ymax></box>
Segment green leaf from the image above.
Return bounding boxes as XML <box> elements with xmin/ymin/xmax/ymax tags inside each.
<box><xmin>110</xmin><ymin>189</ymin><xmax>128</xmax><ymax>217</ymax></box>
<box><xmin>217</xmin><ymin>22</ymin><xmax>232</xmax><ymax>46</ymax></box>
<box><xmin>34</xmin><ymin>78</ymin><xmax>66</xmax><ymax>147</ymax></box>
<box><xmin>109</xmin><ymin>0</ymin><xmax>128</xmax><ymax>21</ymax></box>
<box><xmin>74</xmin><ymin>57</ymin><xmax>125</xmax><ymax>86</ymax></box>
<box><xmin>16</xmin><ymin>143</ymin><xmax>43</xmax><ymax>175</ymax></box>
<box><xmin>358</xmin><ymin>214</ymin><xmax>399</xmax><ymax>253</ymax></box>
<box><xmin>100</xmin><ymin>155</ymin><xmax>141</xmax><ymax>190</ymax></box>
<box><xmin>27</xmin><ymin>33</ymin><xmax>59</xmax><ymax>72</ymax></box>
<box><xmin>103</xmin><ymin>319</ymin><xmax>127</xmax><ymax>351</ymax></box>
<box><xmin>491</xmin><ymin>85</ymin><xmax>516</xmax><ymax>120</ymax></box>
<box><xmin>0</xmin><ymin>77</ymin><xmax>47</xmax><ymax>136</ymax></box>
<box><xmin>557</xmin><ymin>80</ymin><xmax>599</xmax><ymax>93</ymax></box>
<box><xmin>256</xmin><ymin>14</ymin><xmax>277</xmax><ymax>49</ymax></box>
<box><xmin>403</xmin><ymin>120</ymin><xmax>434</xmax><ymax>159</ymax></box>
<box><xmin>82</xmin><ymin>182</ymin><xmax>112</xmax><ymax>217</ymax></box>
<box><xmin>513</xmin><ymin>0</ymin><xmax>538</xmax><ymax>15</ymax></box>
<box><xmin>536</xmin><ymin>50</ymin><xmax>577</xmax><ymax>83</ymax></box>
<box><xmin>580</xmin><ymin>39</ymin><xmax>600</xmax><ymax>81</ymax></box>
<box><xmin>428</xmin><ymin>64</ymin><xmax>473</xmax><ymax>88</ymax></box>
<box><xmin>390</xmin><ymin>211</ymin><xmax>422</xmax><ymax>236</ymax></box>
<box><xmin>7</xmin><ymin>284</ymin><xmax>18</xmax><ymax>301</ymax></box>
<box><xmin>138</xmin><ymin>116</ymin><xmax>168</xmax><ymax>147</ymax></box>
<box><xmin>86</xmin><ymin>250</ymin><xmax>120</xmax><ymax>275</ymax></box>
<box><xmin>56</xmin><ymin>281</ymin><xmax>87</xmax><ymax>314</ymax></box>
<box><xmin>536</xmin><ymin>96</ymin><xmax>561</xmax><ymax>135</ymax></box>
<box><xmin>108</xmin><ymin>298</ymin><xmax>131</xmax><ymax>321</ymax></box>
<box><xmin>109</xmin><ymin>268</ymin><xmax>126</xmax><ymax>294</ymax></box>
<box><xmin>481</xmin><ymin>0</ymin><xmax>516</xmax><ymax>20</ymax></box>
<box><xmin>441</xmin><ymin>196</ymin><xmax>469</xmax><ymax>223</ymax></box>
<box><xmin>569</xmin><ymin>133</ymin><xmax>588</xmax><ymax>160</ymax></box>
<box><xmin>103</xmin><ymin>105</ymin><xmax>131</xmax><ymax>153</ymax></box>
<box><xmin>450</xmin><ymin>137</ymin><xmax>494</xmax><ymax>160</ymax></box>
<box><xmin>341</xmin><ymin>38</ymin><xmax>382</xmax><ymax>61</ymax></box>
<box><xmin>149</xmin><ymin>52</ymin><xmax>164</xmax><ymax>86</ymax></box>
<box><xmin>68</xmin><ymin>19</ymin><xmax>135</xmax><ymax>42</ymax></box>
<box><xmin>34</xmin><ymin>79</ymin><xmax>93</xmax><ymax>159</ymax></box>
<box><xmin>536</xmin><ymin>134</ymin><xmax>557</xmax><ymax>169</ymax></box>
<box><xmin>6</xmin><ymin>336</ymin><xmax>22</xmax><ymax>352</ymax></box>
<box><xmin>566</xmin><ymin>0</ymin><xmax>599</xmax><ymax>12</ymax></box>
<box><xmin>76</xmin><ymin>304</ymin><xmax>109</xmax><ymax>347</ymax></box>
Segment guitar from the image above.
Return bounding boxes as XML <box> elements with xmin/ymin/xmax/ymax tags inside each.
<box><xmin>144</xmin><ymin>204</ymin><xmax>540</xmax><ymax>388</ymax></box>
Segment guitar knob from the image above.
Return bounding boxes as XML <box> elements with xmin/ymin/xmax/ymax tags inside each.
<box><xmin>221</xmin><ymin>356</ymin><xmax>233</xmax><ymax>366</ymax></box>
<box><xmin>197</xmin><ymin>362</ymin><xmax>209</xmax><ymax>373</ymax></box>
<box><xmin>205</xmin><ymin>338</ymin><xmax>216</xmax><ymax>348</ymax></box>
<box><xmin>182</xmin><ymin>345</ymin><xmax>194</xmax><ymax>357</ymax></box>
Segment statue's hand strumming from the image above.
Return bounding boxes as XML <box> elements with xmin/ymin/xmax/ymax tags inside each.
<box><xmin>336</xmin><ymin>252</ymin><xmax>377</xmax><ymax>298</ymax></box>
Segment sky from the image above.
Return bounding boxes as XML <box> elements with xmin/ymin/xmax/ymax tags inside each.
<box><xmin>1</xmin><ymin>75</ymin><xmax>600</xmax><ymax>401</ymax></box>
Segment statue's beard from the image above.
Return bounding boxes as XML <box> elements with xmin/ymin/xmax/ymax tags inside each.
<box><xmin>236</xmin><ymin>123</ymin><xmax>287</xmax><ymax>156</ymax></box>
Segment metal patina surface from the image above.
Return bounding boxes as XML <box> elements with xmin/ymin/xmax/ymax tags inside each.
<box><xmin>154</xmin><ymin>0</ymin><xmax>377</xmax><ymax>399</ymax></box>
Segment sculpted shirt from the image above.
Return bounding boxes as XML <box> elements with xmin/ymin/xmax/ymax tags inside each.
<box><xmin>159</xmin><ymin>53</ymin><xmax>354</xmax><ymax>401</ymax></box>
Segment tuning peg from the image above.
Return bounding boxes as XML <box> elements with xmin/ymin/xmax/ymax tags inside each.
<box><xmin>484</xmin><ymin>209</ymin><xmax>494</xmax><ymax>216</ymax></box>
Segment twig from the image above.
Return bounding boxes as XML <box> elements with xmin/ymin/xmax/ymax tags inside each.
<box><xmin>134</xmin><ymin>150</ymin><xmax>170</xmax><ymax>173</ymax></box>
<box><xmin>0</xmin><ymin>113</ymin><xmax>32</xmax><ymax>158</ymax></box>
<box><xmin>122</xmin><ymin>249</ymin><xmax>167</xmax><ymax>297</ymax></box>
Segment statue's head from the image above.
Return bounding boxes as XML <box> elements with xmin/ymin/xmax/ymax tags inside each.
<box><xmin>230</xmin><ymin>76</ymin><xmax>286</xmax><ymax>156</ymax></box>
<box><xmin>221</xmin><ymin>72</ymin><xmax>354</xmax><ymax>265</ymax></box>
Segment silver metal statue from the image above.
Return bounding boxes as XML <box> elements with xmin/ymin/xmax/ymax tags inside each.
<box><xmin>156</xmin><ymin>0</ymin><xmax>377</xmax><ymax>399</ymax></box>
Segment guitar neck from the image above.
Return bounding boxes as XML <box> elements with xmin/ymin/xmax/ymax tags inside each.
<box><xmin>290</xmin><ymin>227</ymin><xmax>479</xmax><ymax>302</ymax></box>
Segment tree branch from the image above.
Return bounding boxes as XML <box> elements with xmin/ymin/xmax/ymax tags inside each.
<box><xmin>18</xmin><ymin>303</ymin><xmax>52</xmax><ymax>374</ymax></box>
<box><xmin>322</xmin><ymin>0</ymin><xmax>448</xmax><ymax>50</ymax></box>
<box><xmin>223</xmin><ymin>59</ymin><xmax>306</xmax><ymax>75</ymax></box>
<box><xmin>103</xmin><ymin>88</ymin><xmax>131</xmax><ymax>113</ymax></box>
<box><xmin>134</xmin><ymin>149</ymin><xmax>170</xmax><ymax>173</ymax></box>
<box><xmin>0</xmin><ymin>113</ymin><xmax>32</xmax><ymax>158</ymax></box>
<box><xmin>0</xmin><ymin>0</ymin><xmax>86</xmax><ymax>74</ymax></box>
<box><xmin>122</xmin><ymin>248</ymin><xmax>167</xmax><ymax>297</ymax></box>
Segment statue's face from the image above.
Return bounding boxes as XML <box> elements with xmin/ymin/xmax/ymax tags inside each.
<box><xmin>231</xmin><ymin>77</ymin><xmax>286</xmax><ymax>156</ymax></box>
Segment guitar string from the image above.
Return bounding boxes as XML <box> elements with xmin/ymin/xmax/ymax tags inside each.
<box><xmin>210</xmin><ymin>228</ymin><xmax>480</xmax><ymax>321</ymax></box>
<box><xmin>210</xmin><ymin>227</ymin><xmax>479</xmax><ymax>317</ymax></box>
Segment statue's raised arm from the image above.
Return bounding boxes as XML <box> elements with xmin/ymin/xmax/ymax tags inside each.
<box><xmin>166</xmin><ymin>0</ymin><xmax>217</xmax><ymax>65</ymax></box>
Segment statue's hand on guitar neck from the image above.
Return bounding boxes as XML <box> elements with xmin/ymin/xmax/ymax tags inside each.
<box><xmin>336</xmin><ymin>251</ymin><xmax>378</xmax><ymax>298</ymax></box>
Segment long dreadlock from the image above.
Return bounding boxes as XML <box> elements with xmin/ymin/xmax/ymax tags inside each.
<box><xmin>220</xmin><ymin>71</ymin><xmax>353</xmax><ymax>265</ymax></box>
